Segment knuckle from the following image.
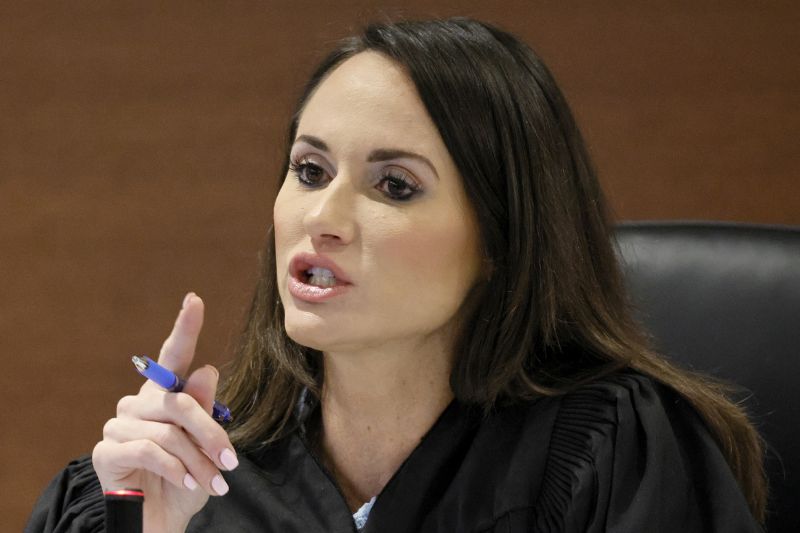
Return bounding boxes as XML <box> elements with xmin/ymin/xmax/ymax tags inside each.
<box><xmin>116</xmin><ymin>395</ymin><xmax>136</xmax><ymax>415</ymax></box>
<box><xmin>193</xmin><ymin>424</ymin><xmax>222</xmax><ymax>452</ymax></box>
<box><xmin>153</xmin><ymin>424</ymin><xmax>179</xmax><ymax>448</ymax></box>
<box><xmin>173</xmin><ymin>392</ymin><xmax>196</xmax><ymax>414</ymax></box>
<box><xmin>155</xmin><ymin>455</ymin><xmax>185</xmax><ymax>483</ymax></box>
<box><xmin>210</xmin><ymin>430</ymin><xmax>233</xmax><ymax>454</ymax></box>
<box><xmin>102</xmin><ymin>418</ymin><xmax>118</xmax><ymax>439</ymax></box>
<box><xmin>132</xmin><ymin>439</ymin><xmax>158</xmax><ymax>462</ymax></box>
<box><xmin>152</xmin><ymin>450</ymin><xmax>188</xmax><ymax>489</ymax></box>
<box><xmin>91</xmin><ymin>440</ymin><xmax>108</xmax><ymax>464</ymax></box>
<box><xmin>91</xmin><ymin>440</ymin><xmax>121</xmax><ymax>477</ymax></box>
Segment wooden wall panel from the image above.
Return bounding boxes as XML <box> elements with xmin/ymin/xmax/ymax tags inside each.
<box><xmin>2</xmin><ymin>2</ymin><xmax>796</xmax><ymax>528</ymax></box>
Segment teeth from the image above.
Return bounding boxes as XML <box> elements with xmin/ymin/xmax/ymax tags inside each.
<box><xmin>308</xmin><ymin>266</ymin><xmax>335</xmax><ymax>278</ymax></box>
<box><xmin>308</xmin><ymin>275</ymin><xmax>336</xmax><ymax>287</ymax></box>
<box><xmin>306</xmin><ymin>266</ymin><xmax>336</xmax><ymax>287</ymax></box>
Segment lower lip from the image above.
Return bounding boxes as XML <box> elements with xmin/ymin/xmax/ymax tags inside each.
<box><xmin>288</xmin><ymin>275</ymin><xmax>352</xmax><ymax>302</ymax></box>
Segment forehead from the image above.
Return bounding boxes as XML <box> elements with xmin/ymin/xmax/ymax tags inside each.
<box><xmin>295</xmin><ymin>52</ymin><xmax>446</xmax><ymax>156</ymax></box>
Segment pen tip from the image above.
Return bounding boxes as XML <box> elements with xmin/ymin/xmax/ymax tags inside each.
<box><xmin>131</xmin><ymin>355</ymin><xmax>149</xmax><ymax>372</ymax></box>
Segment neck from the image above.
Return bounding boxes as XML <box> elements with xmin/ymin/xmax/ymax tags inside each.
<box><xmin>316</xmin><ymin>341</ymin><xmax>454</xmax><ymax>512</ymax></box>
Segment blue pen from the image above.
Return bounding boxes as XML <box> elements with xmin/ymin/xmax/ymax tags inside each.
<box><xmin>131</xmin><ymin>355</ymin><xmax>233</xmax><ymax>425</ymax></box>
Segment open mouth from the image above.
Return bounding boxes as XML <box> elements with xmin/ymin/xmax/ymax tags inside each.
<box><xmin>292</xmin><ymin>260</ymin><xmax>346</xmax><ymax>288</ymax></box>
<box><xmin>288</xmin><ymin>253</ymin><xmax>353</xmax><ymax>299</ymax></box>
<box><xmin>288</xmin><ymin>256</ymin><xmax>353</xmax><ymax>302</ymax></box>
<box><xmin>301</xmin><ymin>266</ymin><xmax>337</xmax><ymax>288</ymax></box>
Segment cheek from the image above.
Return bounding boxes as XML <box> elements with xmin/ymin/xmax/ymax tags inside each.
<box><xmin>273</xmin><ymin>191</ymin><xmax>305</xmax><ymax>250</ymax></box>
<box><xmin>272</xmin><ymin>197</ymin><xmax>306</xmax><ymax>287</ymax></box>
<box><xmin>272</xmin><ymin>185</ymin><xmax>290</xmax><ymax>234</ymax></box>
<box><xmin>376</xmin><ymin>215</ymin><xmax>480</xmax><ymax>293</ymax></box>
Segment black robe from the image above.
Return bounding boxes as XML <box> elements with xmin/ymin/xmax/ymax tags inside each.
<box><xmin>25</xmin><ymin>372</ymin><xmax>762</xmax><ymax>532</ymax></box>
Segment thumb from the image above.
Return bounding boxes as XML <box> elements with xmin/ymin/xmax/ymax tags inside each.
<box><xmin>182</xmin><ymin>364</ymin><xmax>219</xmax><ymax>416</ymax></box>
<box><xmin>157</xmin><ymin>292</ymin><xmax>204</xmax><ymax>376</ymax></box>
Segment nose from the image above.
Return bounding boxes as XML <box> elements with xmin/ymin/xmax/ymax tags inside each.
<box><xmin>302</xmin><ymin>172</ymin><xmax>357</xmax><ymax>247</ymax></box>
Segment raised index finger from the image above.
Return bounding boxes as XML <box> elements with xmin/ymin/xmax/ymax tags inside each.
<box><xmin>157</xmin><ymin>292</ymin><xmax>204</xmax><ymax>376</ymax></box>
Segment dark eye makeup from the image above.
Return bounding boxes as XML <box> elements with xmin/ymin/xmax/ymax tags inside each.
<box><xmin>288</xmin><ymin>158</ymin><xmax>422</xmax><ymax>202</ymax></box>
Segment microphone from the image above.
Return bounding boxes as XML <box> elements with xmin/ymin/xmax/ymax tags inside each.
<box><xmin>104</xmin><ymin>489</ymin><xmax>144</xmax><ymax>533</ymax></box>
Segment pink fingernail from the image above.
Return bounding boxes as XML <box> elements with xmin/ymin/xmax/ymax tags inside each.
<box><xmin>183</xmin><ymin>473</ymin><xmax>199</xmax><ymax>491</ymax></box>
<box><xmin>220</xmin><ymin>448</ymin><xmax>239</xmax><ymax>471</ymax></box>
<box><xmin>211</xmin><ymin>474</ymin><xmax>229</xmax><ymax>496</ymax></box>
<box><xmin>182</xmin><ymin>292</ymin><xmax>195</xmax><ymax>309</ymax></box>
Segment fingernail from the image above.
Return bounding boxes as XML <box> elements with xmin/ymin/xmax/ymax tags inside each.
<box><xmin>211</xmin><ymin>474</ymin><xmax>229</xmax><ymax>496</ymax></box>
<box><xmin>182</xmin><ymin>292</ymin><xmax>195</xmax><ymax>309</ymax></box>
<box><xmin>220</xmin><ymin>448</ymin><xmax>239</xmax><ymax>471</ymax></box>
<box><xmin>183</xmin><ymin>473</ymin><xmax>198</xmax><ymax>491</ymax></box>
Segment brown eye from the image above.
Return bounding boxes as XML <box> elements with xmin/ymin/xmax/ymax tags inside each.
<box><xmin>377</xmin><ymin>173</ymin><xmax>420</xmax><ymax>201</ymax></box>
<box><xmin>289</xmin><ymin>161</ymin><xmax>328</xmax><ymax>187</ymax></box>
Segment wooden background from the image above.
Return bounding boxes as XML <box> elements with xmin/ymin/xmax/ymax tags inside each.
<box><xmin>2</xmin><ymin>1</ymin><xmax>797</xmax><ymax>529</ymax></box>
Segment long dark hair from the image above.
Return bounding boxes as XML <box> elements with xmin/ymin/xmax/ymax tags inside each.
<box><xmin>219</xmin><ymin>17</ymin><xmax>766</xmax><ymax>521</ymax></box>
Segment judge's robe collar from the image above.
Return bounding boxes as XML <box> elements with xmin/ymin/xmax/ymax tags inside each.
<box><xmin>241</xmin><ymin>387</ymin><xmax>552</xmax><ymax>533</ymax></box>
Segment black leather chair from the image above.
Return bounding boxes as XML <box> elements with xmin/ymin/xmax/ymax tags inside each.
<box><xmin>615</xmin><ymin>221</ymin><xmax>800</xmax><ymax>533</ymax></box>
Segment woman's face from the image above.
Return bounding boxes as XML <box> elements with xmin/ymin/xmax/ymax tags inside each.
<box><xmin>273</xmin><ymin>51</ymin><xmax>483</xmax><ymax>357</ymax></box>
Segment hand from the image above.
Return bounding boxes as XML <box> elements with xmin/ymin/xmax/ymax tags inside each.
<box><xmin>92</xmin><ymin>293</ymin><xmax>239</xmax><ymax>533</ymax></box>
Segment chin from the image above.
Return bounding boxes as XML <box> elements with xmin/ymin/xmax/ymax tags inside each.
<box><xmin>283</xmin><ymin>312</ymin><xmax>341</xmax><ymax>351</ymax></box>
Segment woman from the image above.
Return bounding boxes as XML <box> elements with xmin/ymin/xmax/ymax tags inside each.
<box><xmin>27</xmin><ymin>17</ymin><xmax>766</xmax><ymax>532</ymax></box>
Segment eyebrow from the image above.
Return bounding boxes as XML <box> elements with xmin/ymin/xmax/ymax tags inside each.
<box><xmin>294</xmin><ymin>134</ymin><xmax>439</xmax><ymax>180</ymax></box>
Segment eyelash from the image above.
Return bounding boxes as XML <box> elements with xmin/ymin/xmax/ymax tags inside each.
<box><xmin>288</xmin><ymin>159</ymin><xmax>422</xmax><ymax>202</ymax></box>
